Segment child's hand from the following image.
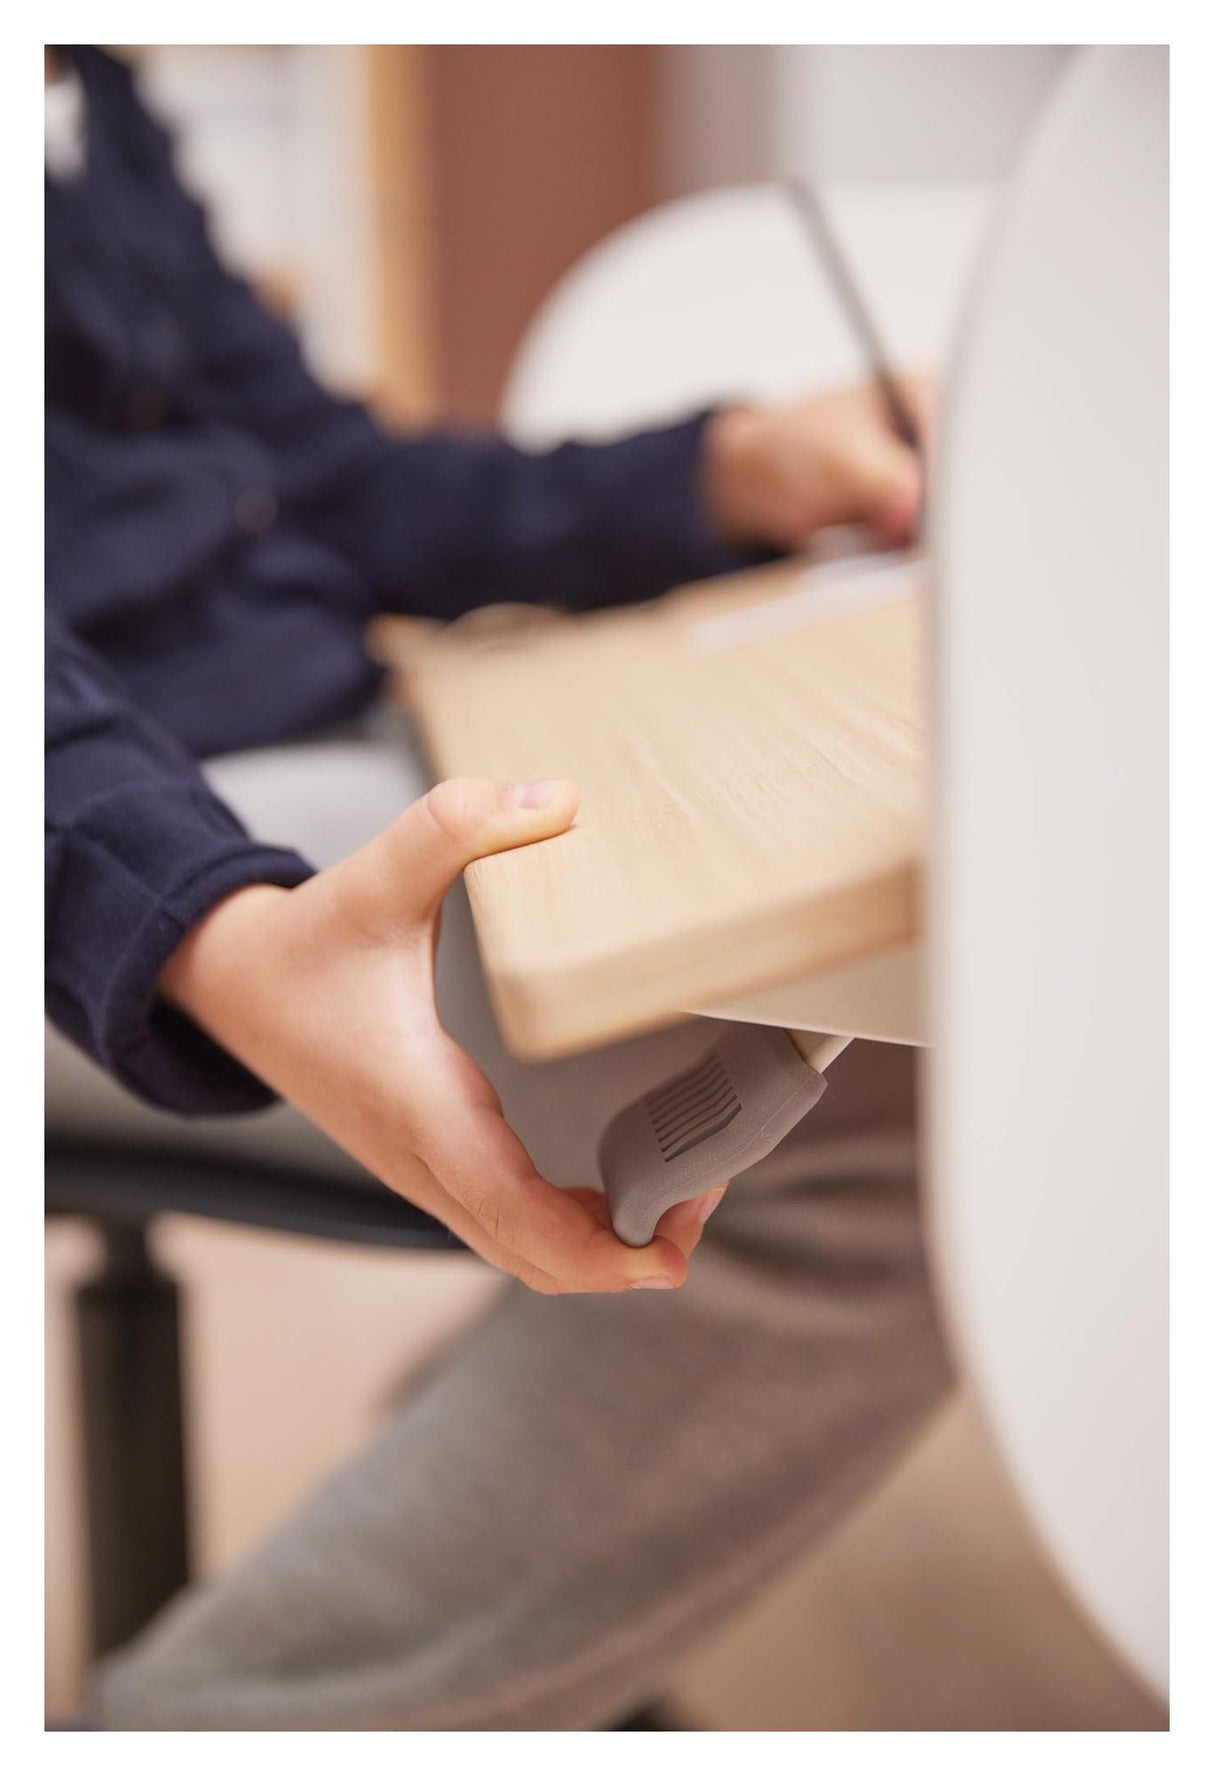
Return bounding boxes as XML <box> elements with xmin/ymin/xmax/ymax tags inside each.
<box><xmin>704</xmin><ymin>373</ymin><xmax>934</xmax><ymax>551</ymax></box>
<box><xmin>159</xmin><ymin>778</ymin><xmax>716</xmax><ymax>1294</ymax></box>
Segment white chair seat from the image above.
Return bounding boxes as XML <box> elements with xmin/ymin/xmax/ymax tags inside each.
<box><xmin>503</xmin><ymin>179</ymin><xmax>994</xmax><ymax>446</ymax></box>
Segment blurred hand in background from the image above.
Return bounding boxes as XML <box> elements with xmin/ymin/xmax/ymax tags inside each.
<box><xmin>704</xmin><ymin>373</ymin><xmax>934</xmax><ymax>552</ymax></box>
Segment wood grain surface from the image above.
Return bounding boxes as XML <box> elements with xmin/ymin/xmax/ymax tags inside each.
<box><xmin>375</xmin><ymin>554</ymin><xmax>926</xmax><ymax>1058</ymax></box>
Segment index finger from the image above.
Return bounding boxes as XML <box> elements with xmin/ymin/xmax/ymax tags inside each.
<box><xmin>893</xmin><ymin>368</ymin><xmax>937</xmax><ymax>445</ymax></box>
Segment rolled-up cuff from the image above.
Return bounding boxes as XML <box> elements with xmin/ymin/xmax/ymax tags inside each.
<box><xmin>596</xmin><ymin>409</ymin><xmax>780</xmax><ymax>601</ymax></box>
<box><xmin>69</xmin><ymin>841</ymin><xmax>313</xmax><ymax>1116</ymax></box>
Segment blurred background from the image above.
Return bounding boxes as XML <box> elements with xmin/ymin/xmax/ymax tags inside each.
<box><xmin>46</xmin><ymin>43</ymin><xmax>1164</xmax><ymax>1729</ymax></box>
<box><xmin>90</xmin><ymin>45</ymin><xmax>1076</xmax><ymax>420</ymax></box>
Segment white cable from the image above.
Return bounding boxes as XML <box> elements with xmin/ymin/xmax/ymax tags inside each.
<box><xmin>787</xmin><ymin>1029</ymin><xmax>853</xmax><ymax>1072</ymax></box>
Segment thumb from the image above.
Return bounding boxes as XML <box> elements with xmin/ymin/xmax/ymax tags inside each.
<box><xmin>359</xmin><ymin>776</ymin><xmax>580</xmax><ymax>927</ymax></box>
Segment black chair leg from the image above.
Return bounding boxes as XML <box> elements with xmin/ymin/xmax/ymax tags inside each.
<box><xmin>75</xmin><ymin>1218</ymin><xmax>191</xmax><ymax>1659</ymax></box>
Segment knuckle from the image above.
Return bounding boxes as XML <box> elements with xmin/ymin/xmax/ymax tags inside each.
<box><xmin>464</xmin><ymin>1184</ymin><xmax>515</xmax><ymax>1253</ymax></box>
<box><xmin>422</xmin><ymin>778</ymin><xmax>490</xmax><ymax>847</ymax></box>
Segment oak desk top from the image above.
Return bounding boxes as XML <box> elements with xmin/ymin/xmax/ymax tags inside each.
<box><xmin>375</xmin><ymin>553</ymin><xmax>926</xmax><ymax>1059</ymax></box>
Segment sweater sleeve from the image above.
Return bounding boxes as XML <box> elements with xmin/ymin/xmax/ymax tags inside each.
<box><xmin>45</xmin><ymin>615</ymin><xmax>315</xmax><ymax>1114</ymax></box>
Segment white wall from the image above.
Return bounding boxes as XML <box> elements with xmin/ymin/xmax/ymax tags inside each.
<box><xmin>663</xmin><ymin>45</ymin><xmax>1076</xmax><ymax>194</ymax></box>
<box><xmin>775</xmin><ymin>46</ymin><xmax>1075</xmax><ymax>181</ymax></box>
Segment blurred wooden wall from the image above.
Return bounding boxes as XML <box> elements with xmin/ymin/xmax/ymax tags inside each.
<box><xmin>369</xmin><ymin>45</ymin><xmax>662</xmax><ymax>425</ymax></box>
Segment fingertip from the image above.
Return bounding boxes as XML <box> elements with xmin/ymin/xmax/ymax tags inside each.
<box><xmin>654</xmin><ymin>1185</ymin><xmax>727</xmax><ymax>1259</ymax></box>
<box><xmin>511</xmin><ymin>777</ymin><xmax>579</xmax><ymax>829</ymax></box>
<box><xmin>513</xmin><ymin>776</ymin><xmax>573</xmax><ymax>809</ymax></box>
<box><xmin>876</xmin><ymin>466</ymin><xmax>923</xmax><ymax>546</ymax></box>
<box><xmin>632</xmin><ymin>1236</ymin><xmax>689</xmax><ymax>1291</ymax></box>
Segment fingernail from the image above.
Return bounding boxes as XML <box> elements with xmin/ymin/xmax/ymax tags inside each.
<box><xmin>514</xmin><ymin>779</ymin><xmax>557</xmax><ymax>809</ymax></box>
<box><xmin>697</xmin><ymin>1185</ymin><xmax>728</xmax><ymax>1227</ymax></box>
<box><xmin>631</xmin><ymin>1275</ymin><xmax>675</xmax><ymax>1291</ymax></box>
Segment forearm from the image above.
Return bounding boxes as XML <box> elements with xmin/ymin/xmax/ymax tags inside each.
<box><xmin>157</xmin><ymin>883</ymin><xmax>290</xmax><ymax>1052</ymax></box>
<box><xmin>310</xmin><ymin>412</ymin><xmax>769</xmax><ymax>621</ymax></box>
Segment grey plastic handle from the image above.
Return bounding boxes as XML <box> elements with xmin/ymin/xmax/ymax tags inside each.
<box><xmin>598</xmin><ymin>1024</ymin><xmax>827</xmax><ymax>1247</ymax></box>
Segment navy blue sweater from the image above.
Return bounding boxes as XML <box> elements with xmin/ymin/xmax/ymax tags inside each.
<box><xmin>46</xmin><ymin>48</ymin><xmax>751</xmax><ymax>1115</ymax></box>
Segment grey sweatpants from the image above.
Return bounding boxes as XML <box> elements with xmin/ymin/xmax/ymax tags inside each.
<box><xmin>84</xmin><ymin>715</ymin><xmax>954</xmax><ymax>1730</ymax></box>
